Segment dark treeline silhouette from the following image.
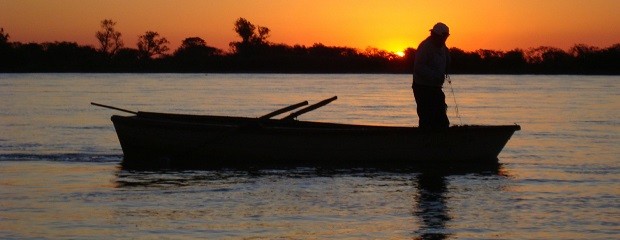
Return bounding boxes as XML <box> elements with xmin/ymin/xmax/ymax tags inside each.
<box><xmin>0</xmin><ymin>19</ymin><xmax>618</xmax><ymax>74</ymax></box>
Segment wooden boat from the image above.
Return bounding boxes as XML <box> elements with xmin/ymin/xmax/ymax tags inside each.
<box><xmin>95</xmin><ymin>97</ymin><xmax>520</xmax><ymax>169</ymax></box>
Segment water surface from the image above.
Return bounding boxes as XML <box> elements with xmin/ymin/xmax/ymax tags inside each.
<box><xmin>1</xmin><ymin>74</ymin><xmax>618</xmax><ymax>239</ymax></box>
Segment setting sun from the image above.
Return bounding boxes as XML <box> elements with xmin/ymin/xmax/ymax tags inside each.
<box><xmin>395</xmin><ymin>51</ymin><xmax>406</xmax><ymax>57</ymax></box>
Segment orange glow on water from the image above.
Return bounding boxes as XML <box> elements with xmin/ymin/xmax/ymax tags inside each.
<box><xmin>0</xmin><ymin>0</ymin><xmax>618</xmax><ymax>52</ymax></box>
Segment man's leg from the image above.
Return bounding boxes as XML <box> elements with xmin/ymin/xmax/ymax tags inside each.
<box><xmin>429</xmin><ymin>88</ymin><xmax>450</xmax><ymax>128</ymax></box>
<box><xmin>413</xmin><ymin>84</ymin><xmax>433</xmax><ymax>128</ymax></box>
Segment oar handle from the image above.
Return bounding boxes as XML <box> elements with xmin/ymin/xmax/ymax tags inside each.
<box><xmin>91</xmin><ymin>102</ymin><xmax>137</xmax><ymax>114</ymax></box>
<box><xmin>282</xmin><ymin>96</ymin><xmax>337</xmax><ymax>121</ymax></box>
<box><xmin>259</xmin><ymin>101</ymin><xmax>309</xmax><ymax>120</ymax></box>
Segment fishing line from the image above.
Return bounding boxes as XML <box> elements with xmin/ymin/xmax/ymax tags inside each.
<box><xmin>446</xmin><ymin>75</ymin><xmax>463</xmax><ymax>125</ymax></box>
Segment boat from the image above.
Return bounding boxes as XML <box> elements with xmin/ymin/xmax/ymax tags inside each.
<box><xmin>94</xmin><ymin>97</ymin><xmax>521</xmax><ymax>169</ymax></box>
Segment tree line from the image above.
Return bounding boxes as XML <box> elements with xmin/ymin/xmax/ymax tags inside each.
<box><xmin>0</xmin><ymin>18</ymin><xmax>618</xmax><ymax>74</ymax></box>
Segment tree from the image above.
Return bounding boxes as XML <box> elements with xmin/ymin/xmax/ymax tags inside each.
<box><xmin>569</xmin><ymin>44</ymin><xmax>599</xmax><ymax>57</ymax></box>
<box><xmin>112</xmin><ymin>48</ymin><xmax>141</xmax><ymax>71</ymax></box>
<box><xmin>364</xmin><ymin>47</ymin><xmax>398</xmax><ymax>60</ymax></box>
<box><xmin>502</xmin><ymin>49</ymin><xmax>527</xmax><ymax>73</ymax></box>
<box><xmin>175</xmin><ymin>37</ymin><xmax>221</xmax><ymax>56</ymax></box>
<box><xmin>254</xmin><ymin>26</ymin><xmax>270</xmax><ymax>44</ymax></box>
<box><xmin>172</xmin><ymin>37</ymin><xmax>223</xmax><ymax>71</ymax></box>
<box><xmin>41</xmin><ymin>41</ymin><xmax>102</xmax><ymax>71</ymax></box>
<box><xmin>230</xmin><ymin>18</ymin><xmax>271</xmax><ymax>55</ymax></box>
<box><xmin>137</xmin><ymin>31</ymin><xmax>169</xmax><ymax>59</ymax></box>
<box><xmin>180</xmin><ymin>37</ymin><xmax>207</xmax><ymax>49</ymax></box>
<box><xmin>95</xmin><ymin>19</ymin><xmax>123</xmax><ymax>55</ymax></box>
<box><xmin>234</xmin><ymin>18</ymin><xmax>255</xmax><ymax>44</ymax></box>
<box><xmin>0</xmin><ymin>27</ymin><xmax>11</xmax><ymax>71</ymax></box>
<box><xmin>0</xmin><ymin>27</ymin><xmax>9</xmax><ymax>44</ymax></box>
<box><xmin>10</xmin><ymin>43</ymin><xmax>45</xmax><ymax>72</ymax></box>
<box><xmin>526</xmin><ymin>46</ymin><xmax>573</xmax><ymax>73</ymax></box>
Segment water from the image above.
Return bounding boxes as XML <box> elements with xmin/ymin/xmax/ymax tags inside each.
<box><xmin>0</xmin><ymin>73</ymin><xmax>618</xmax><ymax>239</ymax></box>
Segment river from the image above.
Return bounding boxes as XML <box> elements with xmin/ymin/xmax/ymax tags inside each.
<box><xmin>1</xmin><ymin>73</ymin><xmax>618</xmax><ymax>239</ymax></box>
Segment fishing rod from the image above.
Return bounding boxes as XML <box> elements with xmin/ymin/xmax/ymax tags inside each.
<box><xmin>446</xmin><ymin>75</ymin><xmax>463</xmax><ymax>125</ymax></box>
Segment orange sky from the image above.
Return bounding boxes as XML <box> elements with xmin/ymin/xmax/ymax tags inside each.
<box><xmin>1</xmin><ymin>0</ymin><xmax>618</xmax><ymax>53</ymax></box>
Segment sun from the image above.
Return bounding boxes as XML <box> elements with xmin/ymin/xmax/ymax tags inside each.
<box><xmin>395</xmin><ymin>51</ymin><xmax>406</xmax><ymax>57</ymax></box>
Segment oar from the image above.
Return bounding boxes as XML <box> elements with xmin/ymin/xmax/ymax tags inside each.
<box><xmin>282</xmin><ymin>96</ymin><xmax>337</xmax><ymax>121</ymax></box>
<box><xmin>258</xmin><ymin>101</ymin><xmax>309</xmax><ymax>120</ymax></box>
<box><xmin>194</xmin><ymin>100</ymin><xmax>310</xmax><ymax>154</ymax></box>
<box><xmin>92</xmin><ymin>101</ymin><xmax>309</xmax><ymax>118</ymax></box>
<box><xmin>91</xmin><ymin>102</ymin><xmax>137</xmax><ymax>114</ymax></box>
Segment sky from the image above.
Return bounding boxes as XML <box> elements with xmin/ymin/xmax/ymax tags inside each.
<box><xmin>1</xmin><ymin>0</ymin><xmax>619</xmax><ymax>54</ymax></box>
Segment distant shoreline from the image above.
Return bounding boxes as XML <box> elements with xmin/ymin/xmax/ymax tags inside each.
<box><xmin>1</xmin><ymin>41</ymin><xmax>618</xmax><ymax>75</ymax></box>
<box><xmin>2</xmin><ymin>19</ymin><xmax>618</xmax><ymax>75</ymax></box>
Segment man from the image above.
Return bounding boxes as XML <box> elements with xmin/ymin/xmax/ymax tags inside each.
<box><xmin>412</xmin><ymin>22</ymin><xmax>451</xmax><ymax>129</ymax></box>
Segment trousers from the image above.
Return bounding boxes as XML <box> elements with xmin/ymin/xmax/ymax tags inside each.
<box><xmin>412</xmin><ymin>82</ymin><xmax>449</xmax><ymax>129</ymax></box>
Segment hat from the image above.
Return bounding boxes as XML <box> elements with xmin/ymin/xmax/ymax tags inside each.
<box><xmin>430</xmin><ymin>22</ymin><xmax>449</xmax><ymax>36</ymax></box>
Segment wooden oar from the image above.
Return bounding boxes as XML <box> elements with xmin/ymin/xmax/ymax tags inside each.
<box><xmin>91</xmin><ymin>102</ymin><xmax>137</xmax><ymax>114</ymax></box>
<box><xmin>259</xmin><ymin>101</ymin><xmax>309</xmax><ymax>120</ymax></box>
<box><xmin>93</xmin><ymin>99</ymin><xmax>317</xmax><ymax>119</ymax></box>
<box><xmin>194</xmin><ymin>100</ymin><xmax>311</xmax><ymax>154</ymax></box>
<box><xmin>282</xmin><ymin>96</ymin><xmax>337</xmax><ymax>121</ymax></box>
